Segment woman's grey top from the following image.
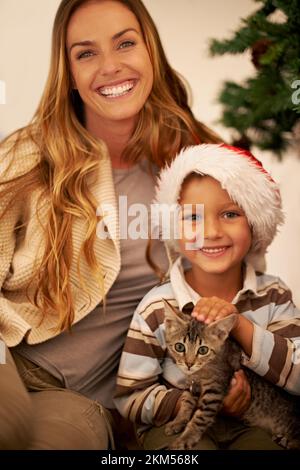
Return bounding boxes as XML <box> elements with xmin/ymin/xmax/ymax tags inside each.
<box><xmin>14</xmin><ymin>161</ymin><xmax>168</xmax><ymax>408</ymax></box>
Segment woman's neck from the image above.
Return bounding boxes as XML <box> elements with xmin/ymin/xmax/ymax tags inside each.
<box><xmin>85</xmin><ymin>113</ymin><xmax>137</xmax><ymax>169</ymax></box>
<box><xmin>185</xmin><ymin>264</ymin><xmax>244</xmax><ymax>303</ymax></box>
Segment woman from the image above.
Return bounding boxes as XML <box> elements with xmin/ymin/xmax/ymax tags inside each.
<box><xmin>0</xmin><ymin>0</ymin><xmax>246</xmax><ymax>450</ymax></box>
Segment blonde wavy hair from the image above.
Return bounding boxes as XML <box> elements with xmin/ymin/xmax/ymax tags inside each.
<box><xmin>0</xmin><ymin>0</ymin><xmax>221</xmax><ymax>332</ymax></box>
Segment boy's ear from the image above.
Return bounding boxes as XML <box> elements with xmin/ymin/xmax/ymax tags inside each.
<box><xmin>206</xmin><ymin>314</ymin><xmax>238</xmax><ymax>341</ymax></box>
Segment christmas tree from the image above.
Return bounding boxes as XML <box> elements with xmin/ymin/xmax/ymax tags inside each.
<box><xmin>209</xmin><ymin>0</ymin><xmax>300</xmax><ymax>157</ymax></box>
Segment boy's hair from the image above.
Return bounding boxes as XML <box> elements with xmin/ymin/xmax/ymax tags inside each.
<box><xmin>154</xmin><ymin>144</ymin><xmax>284</xmax><ymax>272</ymax></box>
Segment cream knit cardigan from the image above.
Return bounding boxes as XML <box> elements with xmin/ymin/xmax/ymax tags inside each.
<box><xmin>0</xmin><ymin>134</ymin><xmax>121</xmax><ymax>347</ymax></box>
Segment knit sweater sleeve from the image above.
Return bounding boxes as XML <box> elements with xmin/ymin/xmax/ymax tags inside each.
<box><xmin>114</xmin><ymin>303</ymin><xmax>182</xmax><ymax>426</ymax></box>
<box><xmin>0</xmin><ymin>134</ymin><xmax>39</xmax><ymax>341</ymax></box>
<box><xmin>242</xmin><ymin>280</ymin><xmax>300</xmax><ymax>395</ymax></box>
<box><xmin>0</xmin><ymin>186</ymin><xmax>23</xmax><ymax>339</ymax></box>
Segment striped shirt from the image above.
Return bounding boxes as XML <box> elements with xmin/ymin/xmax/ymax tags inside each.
<box><xmin>114</xmin><ymin>257</ymin><xmax>300</xmax><ymax>430</ymax></box>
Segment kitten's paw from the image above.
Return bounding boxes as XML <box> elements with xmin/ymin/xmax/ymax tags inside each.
<box><xmin>165</xmin><ymin>420</ymin><xmax>187</xmax><ymax>436</ymax></box>
<box><xmin>285</xmin><ymin>439</ymin><xmax>300</xmax><ymax>450</ymax></box>
<box><xmin>273</xmin><ymin>433</ymin><xmax>300</xmax><ymax>450</ymax></box>
<box><xmin>168</xmin><ymin>439</ymin><xmax>192</xmax><ymax>451</ymax></box>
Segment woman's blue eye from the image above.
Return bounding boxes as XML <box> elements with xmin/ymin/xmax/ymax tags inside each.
<box><xmin>77</xmin><ymin>51</ymin><xmax>94</xmax><ymax>60</ymax></box>
<box><xmin>119</xmin><ymin>40</ymin><xmax>135</xmax><ymax>50</ymax></box>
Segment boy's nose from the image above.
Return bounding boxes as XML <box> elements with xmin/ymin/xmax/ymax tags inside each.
<box><xmin>204</xmin><ymin>217</ymin><xmax>222</xmax><ymax>239</ymax></box>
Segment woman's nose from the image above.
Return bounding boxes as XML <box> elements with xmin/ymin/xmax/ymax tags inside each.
<box><xmin>99</xmin><ymin>52</ymin><xmax>122</xmax><ymax>76</ymax></box>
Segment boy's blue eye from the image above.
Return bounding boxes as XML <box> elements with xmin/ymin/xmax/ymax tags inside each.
<box><xmin>223</xmin><ymin>211</ymin><xmax>239</xmax><ymax>219</ymax></box>
<box><xmin>183</xmin><ymin>214</ymin><xmax>202</xmax><ymax>222</ymax></box>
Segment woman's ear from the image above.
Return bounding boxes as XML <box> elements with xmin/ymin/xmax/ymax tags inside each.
<box><xmin>70</xmin><ymin>75</ymin><xmax>77</xmax><ymax>90</ymax></box>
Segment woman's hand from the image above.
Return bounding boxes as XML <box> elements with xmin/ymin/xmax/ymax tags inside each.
<box><xmin>221</xmin><ymin>370</ymin><xmax>251</xmax><ymax>417</ymax></box>
<box><xmin>191</xmin><ymin>296</ymin><xmax>238</xmax><ymax>324</ymax></box>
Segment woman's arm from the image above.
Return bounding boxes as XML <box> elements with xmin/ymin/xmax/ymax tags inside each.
<box><xmin>0</xmin><ymin>134</ymin><xmax>38</xmax><ymax>343</ymax></box>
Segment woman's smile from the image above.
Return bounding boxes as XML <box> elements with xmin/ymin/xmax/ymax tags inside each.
<box><xmin>96</xmin><ymin>79</ymin><xmax>137</xmax><ymax>99</ymax></box>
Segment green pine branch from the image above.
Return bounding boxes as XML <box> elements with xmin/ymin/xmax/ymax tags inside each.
<box><xmin>209</xmin><ymin>0</ymin><xmax>300</xmax><ymax>156</ymax></box>
<box><xmin>209</xmin><ymin>24</ymin><xmax>261</xmax><ymax>55</ymax></box>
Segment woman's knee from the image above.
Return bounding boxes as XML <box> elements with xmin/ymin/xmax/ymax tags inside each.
<box><xmin>0</xmin><ymin>348</ymin><xmax>32</xmax><ymax>449</ymax></box>
<box><xmin>0</xmin><ymin>389</ymin><xmax>32</xmax><ymax>450</ymax></box>
<box><xmin>29</xmin><ymin>390</ymin><xmax>112</xmax><ymax>450</ymax></box>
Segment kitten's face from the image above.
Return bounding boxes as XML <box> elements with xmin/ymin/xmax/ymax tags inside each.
<box><xmin>165</xmin><ymin>318</ymin><xmax>217</xmax><ymax>375</ymax></box>
<box><xmin>163</xmin><ymin>300</ymin><xmax>236</xmax><ymax>375</ymax></box>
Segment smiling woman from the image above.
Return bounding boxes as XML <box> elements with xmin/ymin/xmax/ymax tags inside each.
<box><xmin>0</xmin><ymin>0</ymin><xmax>221</xmax><ymax>450</ymax></box>
<box><xmin>67</xmin><ymin>1</ymin><xmax>154</xmax><ymax>141</ymax></box>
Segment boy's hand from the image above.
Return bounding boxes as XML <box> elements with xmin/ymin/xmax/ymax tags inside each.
<box><xmin>191</xmin><ymin>296</ymin><xmax>238</xmax><ymax>324</ymax></box>
<box><xmin>221</xmin><ymin>370</ymin><xmax>251</xmax><ymax>417</ymax></box>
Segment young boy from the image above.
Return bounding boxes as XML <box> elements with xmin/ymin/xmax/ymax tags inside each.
<box><xmin>114</xmin><ymin>144</ymin><xmax>300</xmax><ymax>450</ymax></box>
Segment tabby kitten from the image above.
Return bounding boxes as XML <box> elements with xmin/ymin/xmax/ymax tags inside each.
<box><xmin>163</xmin><ymin>299</ymin><xmax>300</xmax><ymax>450</ymax></box>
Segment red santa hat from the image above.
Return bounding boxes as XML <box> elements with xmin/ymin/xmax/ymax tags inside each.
<box><xmin>154</xmin><ymin>144</ymin><xmax>284</xmax><ymax>271</ymax></box>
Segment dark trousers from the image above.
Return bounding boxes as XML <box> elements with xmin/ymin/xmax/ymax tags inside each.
<box><xmin>0</xmin><ymin>345</ymin><xmax>114</xmax><ymax>450</ymax></box>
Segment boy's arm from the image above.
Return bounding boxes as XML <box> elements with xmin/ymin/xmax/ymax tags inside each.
<box><xmin>114</xmin><ymin>307</ymin><xmax>183</xmax><ymax>426</ymax></box>
<box><xmin>237</xmin><ymin>285</ymin><xmax>300</xmax><ymax>394</ymax></box>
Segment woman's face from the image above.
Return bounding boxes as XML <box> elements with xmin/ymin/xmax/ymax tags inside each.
<box><xmin>67</xmin><ymin>0</ymin><xmax>153</xmax><ymax>131</ymax></box>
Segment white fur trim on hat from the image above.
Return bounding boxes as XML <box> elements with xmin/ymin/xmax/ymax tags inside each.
<box><xmin>154</xmin><ymin>144</ymin><xmax>284</xmax><ymax>271</ymax></box>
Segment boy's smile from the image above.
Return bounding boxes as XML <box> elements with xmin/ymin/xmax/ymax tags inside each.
<box><xmin>199</xmin><ymin>246</ymin><xmax>231</xmax><ymax>257</ymax></box>
<box><xmin>178</xmin><ymin>175</ymin><xmax>252</xmax><ymax>284</ymax></box>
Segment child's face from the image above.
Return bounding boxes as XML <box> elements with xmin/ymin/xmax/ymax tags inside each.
<box><xmin>178</xmin><ymin>175</ymin><xmax>252</xmax><ymax>276</ymax></box>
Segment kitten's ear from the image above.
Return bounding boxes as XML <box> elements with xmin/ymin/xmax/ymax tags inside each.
<box><xmin>162</xmin><ymin>299</ymin><xmax>186</xmax><ymax>326</ymax></box>
<box><xmin>206</xmin><ymin>314</ymin><xmax>238</xmax><ymax>341</ymax></box>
